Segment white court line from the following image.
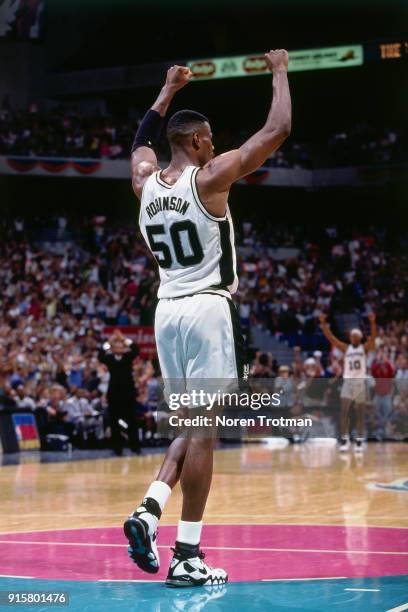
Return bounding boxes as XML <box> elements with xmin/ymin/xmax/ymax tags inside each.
<box><xmin>262</xmin><ymin>577</ymin><xmax>347</xmax><ymax>581</ymax></box>
<box><xmin>344</xmin><ymin>588</ymin><xmax>381</xmax><ymax>592</ymax></box>
<box><xmin>1</xmin><ymin>514</ymin><xmax>406</xmax><ymax>521</ymax></box>
<box><xmin>386</xmin><ymin>604</ymin><xmax>408</xmax><ymax>612</ymax></box>
<box><xmin>0</xmin><ymin>575</ymin><xmax>33</xmax><ymax>579</ymax></box>
<box><xmin>98</xmin><ymin>579</ymin><xmax>162</xmax><ymax>583</ymax></box>
<box><xmin>0</xmin><ymin>521</ymin><xmax>406</xmax><ymax>536</ymax></box>
<box><xmin>0</xmin><ymin>540</ymin><xmax>406</xmax><ymax>556</ymax></box>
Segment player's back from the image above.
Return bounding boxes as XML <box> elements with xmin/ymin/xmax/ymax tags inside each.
<box><xmin>139</xmin><ymin>165</ymin><xmax>238</xmax><ymax>298</ymax></box>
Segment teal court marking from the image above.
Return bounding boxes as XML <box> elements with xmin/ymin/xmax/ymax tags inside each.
<box><xmin>0</xmin><ymin>575</ymin><xmax>407</xmax><ymax>611</ymax></box>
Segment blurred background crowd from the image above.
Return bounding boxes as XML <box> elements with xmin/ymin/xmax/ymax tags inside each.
<box><xmin>0</xmin><ymin>214</ymin><xmax>406</xmax><ymax>450</ymax></box>
<box><xmin>0</xmin><ymin>105</ymin><xmax>405</xmax><ymax>168</ymax></box>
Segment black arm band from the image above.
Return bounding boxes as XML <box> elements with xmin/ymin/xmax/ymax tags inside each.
<box><xmin>131</xmin><ymin>109</ymin><xmax>164</xmax><ymax>154</ymax></box>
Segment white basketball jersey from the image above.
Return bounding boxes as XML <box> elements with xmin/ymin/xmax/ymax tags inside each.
<box><xmin>343</xmin><ymin>344</ymin><xmax>367</xmax><ymax>378</ymax></box>
<box><xmin>139</xmin><ymin>165</ymin><xmax>238</xmax><ymax>299</ymax></box>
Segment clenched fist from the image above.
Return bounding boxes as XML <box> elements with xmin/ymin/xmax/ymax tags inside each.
<box><xmin>165</xmin><ymin>65</ymin><xmax>192</xmax><ymax>91</ymax></box>
<box><xmin>265</xmin><ymin>49</ymin><xmax>289</xmax><ymax>73</ymax></box>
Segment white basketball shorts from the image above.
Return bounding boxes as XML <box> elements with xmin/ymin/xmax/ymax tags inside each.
<box><xmin>155</xmin><ymin>293</ymin><xmax>247</xmax><ymax>394</ymax></box>
<box><xmin>340</xmin><ymin>378</ymin><xmax>367</xmax><ymax>403</ymax></box>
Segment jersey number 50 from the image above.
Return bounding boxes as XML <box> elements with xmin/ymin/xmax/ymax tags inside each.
<box><xmin>146</xmin><ymin>221</ymin><xmax>204</xmax><ymax>268</ymax></box>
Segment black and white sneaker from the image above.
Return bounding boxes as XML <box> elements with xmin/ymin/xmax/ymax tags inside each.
<box><xmin>339</xmin><ymin>437</ymin><xmax>350</xmax><ymax>452</ymax></box>
<box><xmin>165</xmin><ymin>542</ymin><xmax>228</xmax><ymax>587</ymax></box>
<box><xmin>354</xmin><ymin>438</ymin><xmax>364</xmax><ymax>454</ymax></box>
<box><xmin>123</xmin><ymin>497</ymin><xmax>161</xmax><ymax>574</ymax></box>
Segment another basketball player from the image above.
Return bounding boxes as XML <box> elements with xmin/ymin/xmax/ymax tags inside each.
<box><xmin>124</xmin><ymin>51</ymin><xmax>291</xmax><ymax>586</ymax></box>
<box><xmin>319</xmin><ymin>313</ymin><xmax>377</xmax><ymax>453</ymax></box>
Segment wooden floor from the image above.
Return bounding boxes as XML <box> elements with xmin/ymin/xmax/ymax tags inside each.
<box><xmin>0</xmin><ymin>442</ymin><xmax>407</xmax><ymax>533</ymax></box>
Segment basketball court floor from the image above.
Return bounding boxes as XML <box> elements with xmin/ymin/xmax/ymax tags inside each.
<box><xmin>0</xmin><ymin>442</ymin><xmax>407</xmax><ymax>610</ymax></box>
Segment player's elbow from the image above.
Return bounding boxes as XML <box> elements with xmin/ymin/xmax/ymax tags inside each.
<box><xmin>264</xmin><ymin>121</ymin><xmax>291</xmax><ymax>147</ymax></box>
<box><xmin>282</xmin><ymin>121</ymin><xmax>291</xmax><ymax>138</ymax></box>
<box><xmin>277</xmin><ymin>118</ymin><xmax>291</xmax><ymax>139</ymax></box>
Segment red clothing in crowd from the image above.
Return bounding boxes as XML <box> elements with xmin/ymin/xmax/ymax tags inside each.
<box><xmin>29</xmin><ymin>298</ymin><xmax>42</xmax><ymax>320</ymax></box>
<box><xmin>371</xmin><ymin>360</ymin><xmax>394</xmax><ymax>395</ymax></box>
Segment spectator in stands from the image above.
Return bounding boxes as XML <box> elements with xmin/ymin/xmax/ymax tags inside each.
<box><xmin>299</xmin><ymin>358</ymin><xmax>326</xmax><ymax>409</ymax></box>
<box><xmin>64</xmin><ymin>388</ymin><xmax>104</xmax><ymax>443</ymax></box>
<box><xmin>389</xmin><ymin>386</ymin><xmax>408</xmax><ymax>440</ymax></box>
<box><xmin>371</xmin><ymin>350</ymin><xmax>395</xmax><ymax>440</ymax></box>
<box><xmin>38</xmin><ymin>384</ymin><xmax>75</xmax><ymax>442</ymax></box>
<box><xmin>250</xmin><ymin>351</ymin><xmax>275</xmax><ymax>378</ymax></box>
<box><xmin>274</xmin><ymin>365</ymin><xmax>295</xmax><ymax>408</ymax></box>
<box><xmin>13</xmin><ymin>384</ymin><xmax>36</xmax><ymax>410</ymax></box>
<box><xmin>395</xmin><ymin>355</ymin><xmax>408</xmax><ymax>394</ymax></box>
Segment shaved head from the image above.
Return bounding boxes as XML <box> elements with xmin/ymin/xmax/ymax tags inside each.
<box><xmin>166</xmin><ymin>109</ymin><xmax>209</xmax><ymax>145</ymax></box>
<box><xmin>166</xmin><ymin>109</ymin><xmax>214</xmax><ymax>165</ymax></box>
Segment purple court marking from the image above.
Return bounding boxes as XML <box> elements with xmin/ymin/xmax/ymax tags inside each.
<box><xmin>0</xmin><ymin>525</ymin><xmax>407</xmax><ymax>582</ymax></box>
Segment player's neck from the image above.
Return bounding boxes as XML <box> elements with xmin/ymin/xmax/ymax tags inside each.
<box><xmin>167</xmin><ymin>150</ymin><xmax>199</xmax><ymax>173</ymax></box>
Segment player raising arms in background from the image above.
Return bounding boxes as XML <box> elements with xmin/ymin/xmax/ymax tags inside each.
<box><xmin>319</xmin><ymin>313</ymin><xmax>377</xmax><ymax>453</ymax></box>
<box><xmin>124</xmin><ymin>50</ymin><xmax>291</xmax><ymax>587</ymax></box>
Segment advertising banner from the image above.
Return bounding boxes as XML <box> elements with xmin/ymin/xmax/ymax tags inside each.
<box><xmin>12</xmin><ymin>412</ymin><xmax>40</xmax><ymax>450</ymax></box>
<box><xmin>188</xmin><ymin>45</ymin><xmax>364</xmax><ymax>81</ymax></box>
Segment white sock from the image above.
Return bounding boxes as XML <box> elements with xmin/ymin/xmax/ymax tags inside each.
<box><xmin>177</xmin><ymin>520</ymin><xmax>203</xmax><ymax>546</ymax></box>
<box><xmin>135</xmin><ymin>480</ymin><xmax>172</xmax><ymax>535</ymax></box>
<box><xmin>144</xmin><ymin>480</ymin><xmax>172</xmax><ymax>511</ymax></box>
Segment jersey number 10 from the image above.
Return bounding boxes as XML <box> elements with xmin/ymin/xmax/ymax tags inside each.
<box><xmin>348</xmin><ymin>359</ymin><xmax>361</xmax><ymax>370</ymax></box>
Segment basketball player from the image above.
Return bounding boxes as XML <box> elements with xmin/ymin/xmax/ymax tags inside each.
<box><xmin>124</xmin><ymin>51</ymin><xmax>291</xmax><ymax>586</ymax></box>
<box><xmin>319</xmin><ymin>313</ymin><xmax>377</xmax><ymax>453</ymax></box>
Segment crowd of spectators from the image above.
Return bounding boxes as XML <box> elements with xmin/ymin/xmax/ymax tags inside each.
<box><xmin>250</xmin><ymin>338</ymin><xmax>408</xmax><ymax>441</ymax></box>
<box><xmin>0</xmin><ymin>217</ymin><xmax>160</xmax><ymax>450</ymax></box>
<box><xmin>0</xmin><ymin>105</ymin><xmax>136</xmax><ymax>160</ymax></box>
<box><xmin>236</xmin><ymin>221</ymin><xmax>406</xmax><ymax>347</ymax></box>
<box><xmin>0</xmin><ymin>105</ymin><xmax>405</xmax><ymax>168</ymax></box>
<box><xmin>239</xmin><ymin>220</ymin><xmax>407</xmax><ymax>439</ymax></box>
<box><xmin>0</xmin><ymin>216</ymin><xmax>406</xmax><ymax>449</ymax></box>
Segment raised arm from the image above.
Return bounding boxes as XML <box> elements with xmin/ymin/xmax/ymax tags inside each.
<box><xmin>196</xmin><ymin>49</ymin><xmax>291</xmax><ymax>214</ymax></box>
<box><xmin>125</xmin><ymin>339</ymin><xmax>139</xmax><ymax>361</ymax></box>
<box><xmin>131</xmin><ymin>65</ymin><xmax>192</xmax><ymax>199</ymax></box>
<box><xmin>364</xmin><ymin>312</ymin><xmax>377</xmax><ymax>352</ymax></box>
<box><xmin>318</xmin><ymin>314</ymin><xmax>348</xmax><ymax>353</ymax></box>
